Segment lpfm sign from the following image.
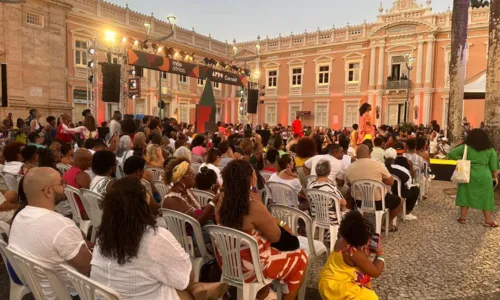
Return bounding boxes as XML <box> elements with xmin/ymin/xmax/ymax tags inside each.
<box><xmin>211</xmin><ymin>71</ymin><xmax>238</xmax><ymax>84</ymax></box>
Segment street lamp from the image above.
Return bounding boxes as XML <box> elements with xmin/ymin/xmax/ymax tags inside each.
<box><xmin>403</xmin><ymin>53</ymin><xmax>415</xmax><ymax>123</ymax></box>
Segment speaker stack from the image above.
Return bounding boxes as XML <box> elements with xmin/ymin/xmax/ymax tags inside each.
<box><xmin>102</xmin><ymin>64</ymin><xmax>121</xmax><ymax>103</ymax></box>
<box><xmin>247</xmin><ymin>89</ymin><xmax>259</xmax><ymax>114</ymax></box>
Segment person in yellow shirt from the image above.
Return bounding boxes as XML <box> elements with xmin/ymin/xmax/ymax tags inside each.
<box><xmin>294</xmin><ymin>137</ymin><xmax>317</xmax><ymax>167</ymax></box>
<box><xmin>319</xmin><ymin>211</ymin><xmax>385</xmax><ymax>300</ymax></box>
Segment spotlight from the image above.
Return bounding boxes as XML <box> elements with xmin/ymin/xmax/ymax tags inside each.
<box><xmin>142</xmin><ymin>41</ymin><xmax>149</xmax><ymax>50</ymax></box>
<box><xmin>88</xmin><ymin>48</ymin><xmax>96</xmax><ymax>55</ymax></box>
<box><xmin>132</xmin><ymin>94</ymin><xmax>137</xmax><ymax>100</ymax></box>
<box><xmin>203</xmin><ymin>57</ymin><xmax>210</xmax><ymax>65</ymax></box>
<box><xmin>243</xmin><ymin>68</ymin><xmax>251</xmax><ymax>76</ymax></box>
<box><xmin>166</xmin><ymin>48</ymin><xmax>175</xmax><ymax>57</ymax></box>
<box><xmin>88</xmin><ymin>75</ymin><xmax>94</xmax><ymax>83</ymax></box>
<box><xmin>174</xmin><ymin>51</ymin><xmax>179</xmax><ymax>58</ymax></box>
<box><xmin>179</xmin><ymin>51</ymin><xmax>186</xmax><ymax>59</ymax></box>
<box><xmin>218</xmin><ymin>62</ymin><xmax>227</xmax><ymax>68</ymax></box>
<box><xmin>231</xmin><ymin>65</ymin><xmax>239</xmax><ymax>72</ymax></box>
<box><xmin>122</xmin><ymin>37</ymin><xmax>127</xmax><ymax>43</ymax></box>
<box><xmin>87</xmin><ymin>61</ymin><xmax>94</xmax><ymax>68</ymax></box>
<box><xmin>134</xmin><ymin>40</ymin><xmax>139</xmax><ymax>46</ymax></box>
<box><xmin>157</xmin><ymin>46</ymin><xmax>164</xmax><ymax>53</ymax></box>
<box><xmin>152</xmin><ymin>43</ymin><xmax>158</xmax><ymax>52</ymax></box>
<box><xmin>129</xmin><ymin>69</ymin><xmax>136</xmax><ymax>76</ymax></box>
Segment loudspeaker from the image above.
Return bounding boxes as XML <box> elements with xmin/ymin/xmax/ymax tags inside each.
<box><xmin>247</xmin><ymin>89</ymin><xmax>258</xmax><ymax>114</ymax></box>
<box><xmin>102</xmin><ymin>64</ymin><xmax>121</xmax><ymax>103</ymax></box>
<box><xmin>135</xmin><ymin>66</ymin><xmax>143</xmax><ymax>77</ymax></box>
<box><xmin>1</xmin><ymin>64</ymin><xmax>7</xmax><ymax>107</ymax></box>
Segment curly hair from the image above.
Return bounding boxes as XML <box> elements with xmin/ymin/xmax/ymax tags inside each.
<box><xmin>295</xmin><ymin>137</ymin><xmax>317</xmax><ymax>159</ymax></box>
<box><xmin>163</xmin><ymin>157</ymin><xmax>189</xmax><ymax>185</ymax></box>
<box><xmin>97</xmin><ymin>177</ymin><xmax>156</xmax><ymax>265</ymax></box>
<box><xmin>359</xmin><ymin>103</ymin><xmax>371</xmax><ymax>117</ymax></box>
<box><xmin>196</xmin><ymin>167</ymin><xmax>217</xmax><ymax>190</ymax></box>
<box><xmin>465</xmin><ymin>128</ymin><xmax>492</xmax><ymax>151</ymax></box>
<box><xmin>219</xmin><ymin>160</ymin><xmax>253</xmax><ymax>230</ymax></box>
<box><xmin>91</xmin><ymin>150</ymin><xmax>116</xmax><ymax>175</ymax></box>
<box><xmin>121</xmin><ymin>118</ymin><xmax>137</xmax><ymax>135</ymax></box>
<box><xmin>339</xmin><ymin>211</ymin><xmax>374</xmax><ymax>247</ymax></box>
<box><xmin>190</xmin><ymin>135</ymin><xmax>206</xmax><ymax>149</ymax></box>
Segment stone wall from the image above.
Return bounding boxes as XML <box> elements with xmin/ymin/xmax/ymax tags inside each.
<box><xmin>0</xmin><ymin>0</ymin><xmax>72</xmax><ymax>121</ymax></box>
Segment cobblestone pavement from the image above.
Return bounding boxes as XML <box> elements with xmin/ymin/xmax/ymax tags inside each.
<box><xmin>306</xmin><ymin>180</ymin><xmax>500</xmax><ymax>300</ymax></box>
<box><xmin>1</xmin><ymin>181</ymin><xmax>499</xmax><ymax>300</ymax></box>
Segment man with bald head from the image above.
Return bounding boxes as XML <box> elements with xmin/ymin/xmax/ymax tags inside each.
<box><xmin>8</xmin><ymin>167</ymin><xmax>92</xmax><ymax>299</ymax></box>
<box><xmin>62</xmin><ymin>148</ymin><xmax>93</xmax><ymax>219</ymax></box>
<box><xmin>345</xmin><ymin>144</ymin><xmax>402</xmax><ymax>231</ymax></box>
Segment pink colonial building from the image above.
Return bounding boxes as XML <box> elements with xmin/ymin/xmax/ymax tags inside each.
<box><xmin>0</xmin><ymin>0</ymin><xmax>490</xmax><ymax>130</ymax></box>
<box><xmin>235</xmin><ymin>0</ymin><xmax>490</xmax><ymax>130</ymax></box>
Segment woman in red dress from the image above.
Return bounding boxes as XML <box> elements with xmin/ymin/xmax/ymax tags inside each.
<box><xmin>358</xmin><ymin>103</ymin><xmax>375</xmax><ymax>144</ymax></box>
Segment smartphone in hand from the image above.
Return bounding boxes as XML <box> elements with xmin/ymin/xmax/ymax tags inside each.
<box><xmin>369</xmin><ymin>233</ymin><xmax>380</xmax><ymax>252</ymax></box>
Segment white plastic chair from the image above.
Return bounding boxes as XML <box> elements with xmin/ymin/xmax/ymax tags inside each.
<box><xmin>56</xmin><ymin>164</ymin><xmax>70</xmax><ymax>175</ymax></box>
<box><xmin>115</xmin><ymin>162</ymin><xmax>124</xmax><ymax>179</ymax></box>
<box><xmin>145</xmin><ymin>167</ymin><xmax>164</xmax><ymax>181</ymax></box>
<box><xmin>1</xmin><ymin>172</ymin><xmax>22</xmax><ymax>192</ymax></box>
<box><xmin>306</xmin><ymin>189</ymin><xmax>342</xmax><ymax>252</ymax></box>
<box><xmin>191</xmin><ymin>163</ymin><xmax>201</xmax><ymax>175</ymax></box>
<box><xmin>268</xmin><ymin>204</ymin><xmax>327</xmax><ymax>300</ymax></box>
<box><xmin>153</xmin><ymin>181</ymin><xmax>169</xmax><ymax>203</ymax></box>
<box><xmin>267</xmin><ymin>182</ymin><xmax>300</xmax><ymax>208</ymax></box>
<box><xmin>64</xmin><ymin>186</ymin><xmax>92</xmax><ymax>236</ymax></box>
<box><xmin>80</xmin><ymin>189</ymin><xmax>104</xmax><ymax>242</ymax></box>
<box><xmin>61</xmin><ymin>265</ymin><xmax>121</xmax><ymax>300</ymax></box>
<box><xmin>0</xmin><ymin>240</ymin><xmax>31</xmax><ymax>300</ymax></box>
<box><xmin>190</xmin><ymin>189</ymin><xmax>214</xmax><ymax>207</ymax></box>
<box><xmin>140</xmin><ymin>179</ymin><xmax>154</xmax><ymax>196</ymax></box>
<box><xmin>259</xmin><ymin>170</ymin><xmax>273</xmax><ymax>183</ymax></box>
<box><xmin>412</xmin><ymin>166</ymin><xmax>422</xmax><ymax>201</ymax></box>
<box><xmin>351</xmin><ymin>180</ymin><xmax>389</xmax><ymax>236</ymax></box>
<box><xmin>7</xmin><ymin>247</ymin><xmax>72</xmax><ymax>300</ymax></box>
<box><xmin>159</xmin><ymin>209</ymin><xmax>210</xmax><ymax>282</ymax></box>
<box><xmin>0</xmin><ymin>223</ymin><xmax>31</xmax><ymax>300</ymax></box>
<box><xmin>305</xmin><ymin>175</ymin><xmax>317</xmax><ymax>186</ymax></box>
<box><xmin>205</xmin><ymin>225</ymin><xmax>271</xmax><ymax>300</ymax></box>
<box><xmin>296</xmin><ymin>166</ymin><xmax>307</xmax><ymax>188</ymax></box>
<box><xmin>392</xmin><ymin>176</ymin><xmax>406</xmax><ymax>223</ymax></box>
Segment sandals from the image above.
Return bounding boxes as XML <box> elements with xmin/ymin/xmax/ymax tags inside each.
<box><xmin>457</xmin><ymin>217</ymin><xmax>466</xmax><ymax>224</ymax></box>
<box><xmin>484</xmin><ymin>221</ymin><xmax>499</xmax><ymax>228</ymax></box>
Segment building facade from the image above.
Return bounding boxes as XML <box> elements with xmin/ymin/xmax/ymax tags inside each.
<box><xmin>0</xmin><ymin>0</ymin><xmax>490</xmax><ymax>130</ymax></box>
<box><xmin>237</xmin><ymin>0</ymin><xmax>490</xmax><ymax>130</ymax></box>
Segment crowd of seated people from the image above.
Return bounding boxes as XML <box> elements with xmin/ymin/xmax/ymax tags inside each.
<box><xmin>0</xmin><ymin>112</ymin><xmax>442</xmax><ymax>300</ymax></box>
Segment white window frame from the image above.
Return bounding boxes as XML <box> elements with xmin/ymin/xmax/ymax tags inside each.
<box><xmin>26</xmin><ymin>11</ymin><xmax>44</xmax><ymax>27</ymax></box>
<box><xmin>267</xmin><ymin>69</ymin><xmax>278</xmax><ymax>88</ymax></box>
<box><xmin>74</xmin><ymin>39</ymin><xmax>88</xmax><ymax>68</ymax></box>
<box><xmin>161</xmin><ymin>71</ymin><xmax>168</xmax><ymax>80</ymax></box>
<box><xmin>179</xmin><ymin>101</ymin><xmax>190</xmax><ymax>124</ymax></box>
<box><xmin>317</xmin><ymin>65</ymin><xmax>330</xmax><ymax>85</ymax></box>
<box><xmin>212</xmin><ymin>81</ymin><xmax>220</xmax><ymax>90</ymax></box>
<box><xmin>291</xmin><ymin>67</ymin><xmax>303</xmax><ymax>87</ymax></box>
<box><xmin>343</xmin><ymin>99</ymin><xmax>361</xmax><ymax>128</ymax></box>
<box><xmin>215</xmin><ymin>104</ymin><xmax>222</xmax><ymax>123</ymax></box>
<box><xmin>197</xmin><ymin>78</ymin><xmax>205</xmax><ymax>87</ymax></box>
<box><xmin>287</xmin><ymin>100</ymin><xmax>303</xmax><ymax>126</ymax></box>
<box><xmin>265</xmin><ymin>102</ymin><xmax>278</xmax><ymax>125</ymax></box>
<box><xmin>347</xmin><ymin>62</ymin><xmax>361</xmax><ymax>83</ymax></box>
<box><xmin>179</xmin><ymin>74</ymin><xmax>188</xmax><ymax>84</ymax></box>
<box><xmin>314</xmin><ymin>100</ymin><xmax>330</xmax><ymax>127</ymax></box>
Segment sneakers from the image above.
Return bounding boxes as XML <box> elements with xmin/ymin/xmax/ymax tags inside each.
<box><xmin>190</xmin><ymin>282</ymin><xmax>228</xmax><ymax>300</ymax></box>
<box><xmin>405</xmin><ymin>213</ymin><xmax>418</xmax><ymax>221</ymax></box>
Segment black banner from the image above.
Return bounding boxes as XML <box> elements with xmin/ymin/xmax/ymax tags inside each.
<box><xmin>128</xmin><ymin>49</ymin><xmax>247</xmax><ymax>87</ymax></box>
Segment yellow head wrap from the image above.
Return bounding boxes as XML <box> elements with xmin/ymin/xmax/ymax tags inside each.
<box><xmin>172</xmin><ymin>161</ymin><xmax>189</xmax><ymax>184</ymax></box>
<box><xmin>363</xmin><ymin>134</ymin><xmax>372</xmax><ymax>141</ymax></box>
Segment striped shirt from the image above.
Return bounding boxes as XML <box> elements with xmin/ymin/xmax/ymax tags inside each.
<box><xmin>307</xmin><ymin>180</ymin><xmax>343</xmax><ymax>225</ymax></box>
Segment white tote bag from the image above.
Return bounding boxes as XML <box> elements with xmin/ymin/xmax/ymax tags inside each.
<box><xmin>451</xmin><ymin>145</ymin><xmax>471</xmax><ymax>184</ymax></box>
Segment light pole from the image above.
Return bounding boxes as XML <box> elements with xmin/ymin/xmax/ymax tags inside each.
<box><xmin>232</xmin><ymin>36</ymin><xmax>261</xmax><ymax>126</ymax></box>
<box><xmin>403</xmin><ymin>53</ymin><xmax>416</xmax><ymax>123</ymax></box>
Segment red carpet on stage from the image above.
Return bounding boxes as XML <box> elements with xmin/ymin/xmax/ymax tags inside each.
<box><xmin>196</xmin><ymin>105</ymin><xmax>212</xmax><ymax>133</ymax></box>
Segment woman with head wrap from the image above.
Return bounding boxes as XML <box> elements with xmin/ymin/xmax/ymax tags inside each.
<box><xmin>162</xmin><ymin>158</ymin><xmax>217</xmax><ymax>227</ymax></box>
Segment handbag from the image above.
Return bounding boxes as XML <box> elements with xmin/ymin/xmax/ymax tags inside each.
<box><xmin>270</xmin><ymin>226</ymin><xmax>300</xmax><ymax>252</ymax></box>
<box><xmin>451</xmin><ymin>145</ymin><xmax>471</xmax><ymax>184</ymax></box>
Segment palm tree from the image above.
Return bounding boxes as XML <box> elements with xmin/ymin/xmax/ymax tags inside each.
<box><xmin>484</xmin><ymin>0</ymin><xmax>500</xmax><ymax>152</ymax></box>
<box><xmin>447</xmin><ymin>0</ymin><xmax>470</xmax><ymax>143</ymax></box>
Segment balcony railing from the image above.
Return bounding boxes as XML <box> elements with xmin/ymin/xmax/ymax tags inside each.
<box><xmin>386</xmin><ymin>79</ymin><xmax>410</xmax><ymax>90</ymax></box>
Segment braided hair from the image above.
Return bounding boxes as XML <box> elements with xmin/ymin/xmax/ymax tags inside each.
<box><xmin>219</xmin><ymin>160</ymin><xmax>254</xmax><ymax>230</ymax></box>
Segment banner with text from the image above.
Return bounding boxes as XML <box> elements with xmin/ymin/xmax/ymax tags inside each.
<box><xmin>127</xmin><ymin>49</ymin><xmax>247</xmax><ymax>87</ymax></box>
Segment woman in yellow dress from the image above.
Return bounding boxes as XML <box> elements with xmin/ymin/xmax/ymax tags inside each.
<box><xmin>319</xmin><ymin>211</ymin><xmax>385</xmax><ymax>300</ymax></box>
